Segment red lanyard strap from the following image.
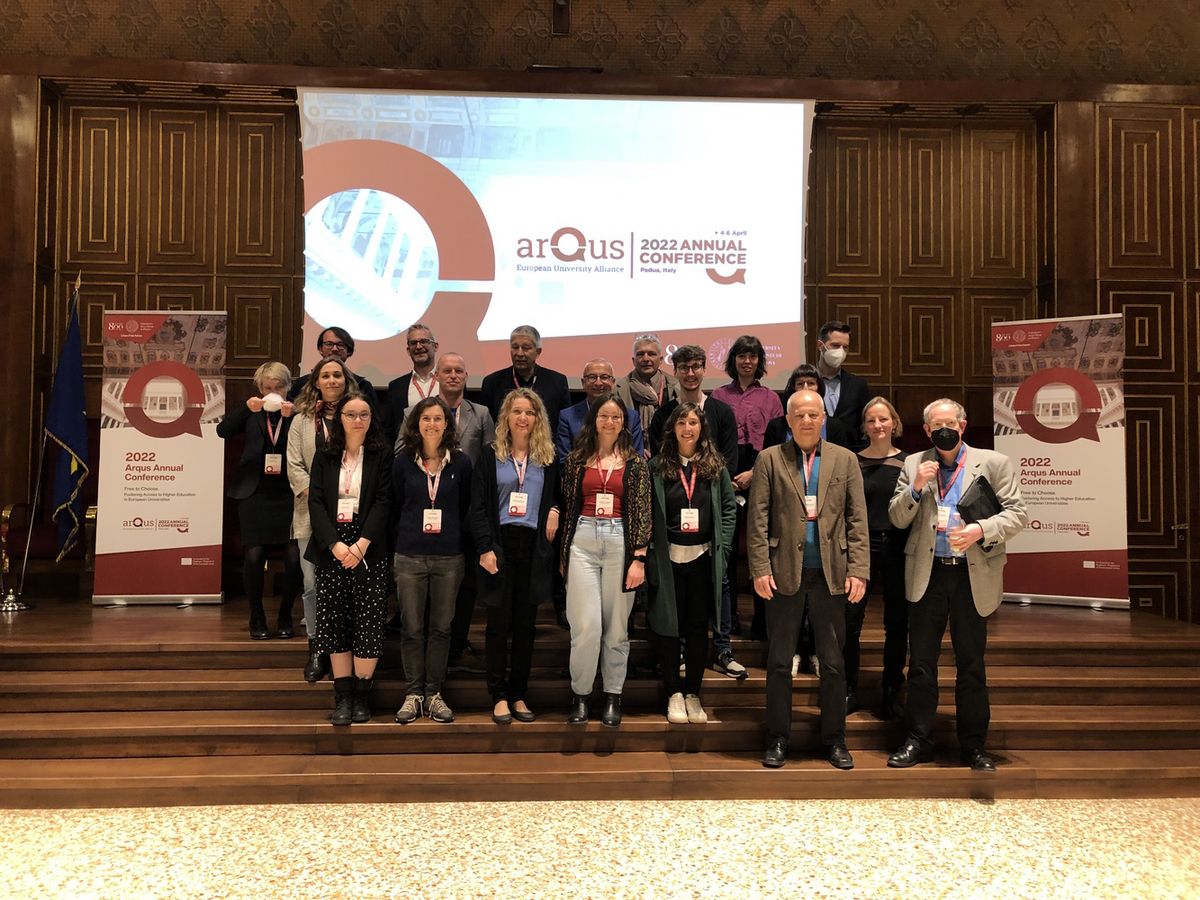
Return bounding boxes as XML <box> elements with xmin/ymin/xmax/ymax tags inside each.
<box><xmin>513</xmin><ymin>454</ymin><xmax>528</xmax><ymax>490</ymax></box>
<box><xmin>678</xmin><ymin>465</ymin><xmax>698</xmax><ymax>507</ymax></box>
<box><xmin>264</xmin><ymin>412</ymin><xmax>281</xmax><ymax>448</ymax></box>
<box><xmin>421</xmin><ymin>457</ymin><xmax>443</xmax><ymax>506</ymax></box>
<box><xmin>937</xmin><ymin>456</ymin><xmax>966</xmax><ymax>501</ymax></box>
<box><xmin>800</xmin><ymin>448</ymin><xmax>817</xmax><ymax>493</ymax></box>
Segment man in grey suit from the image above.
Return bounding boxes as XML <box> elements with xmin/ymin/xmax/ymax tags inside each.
<box><xmin>887</xmin><ymin>398</ymin><xmax>1027</xmax><ymax>772</ymax></box>
<box><xmin>749</xmin><ymin>389</ymin><xmax>870</xmax><ymax>770</ymax></box>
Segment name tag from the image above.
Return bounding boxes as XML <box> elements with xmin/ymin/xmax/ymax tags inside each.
<box><xmin>336</xmin><ymin>498</ymin><xmax>357</xmax><ymax>523</ymax></box>
<box><xmin>805</xmin><ymin>493</ymin><xmax>818</xmax><ymax>521</ymax></box>
<box><xmin>937</xmin><ymin>505</ymin><xmax>951</xmax><ymax>532</ymax></box>
<box><xmin>423</xmin><ymin>508</ymin><xmax>443</xmax><ymax>534</ymax></box>
<box><xmin>508</xmin><ymin>491</ymin><xmax>528</xmax><ymax>516</ymax></box>
<box><xmin>594</xmin><ymin>492</ymin><xmax>615</xmax><ymax>517</ymax></box>
<box><xmin>680</xmin><ymin>508</ymin><xmax>700</xmax><ymax>532</ymax></box>
<box><xmin>263</xmin><ymin>453</ymin><xmax>282</xmax><ymax>475</ymax></box>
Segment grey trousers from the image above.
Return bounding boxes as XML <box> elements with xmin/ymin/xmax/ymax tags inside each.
<box><xmin>565</xmin><ymin>517</ymin><xmax>634</xmax><ymax>696</ymax></box>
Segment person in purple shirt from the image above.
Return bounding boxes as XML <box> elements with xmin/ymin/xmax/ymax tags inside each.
<box><xmin>711</xmin><ymin>335</ymin><xmax>784</xmax><ymax>637</ymax></box>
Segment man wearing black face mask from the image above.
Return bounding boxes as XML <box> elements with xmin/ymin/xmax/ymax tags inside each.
<box><xmin>886</xmin><ymin>399</ymin><xmax>1027</xmax><ymax>772</ymax></box>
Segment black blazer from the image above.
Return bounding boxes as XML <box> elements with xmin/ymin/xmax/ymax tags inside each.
<box><xmin>467</xmin><ymin>443</ymin><xmax>559</xmax><ymax>609</ymax></box>
<box><xmin>384</xmin><ymin>372</ymin><xmax>415</xmax><ymax>446</ymax></box>
<box><xmin>648</xmin><ymin>396</ymin><xmax>738</xmax><ymax>473</ymax></box>
<box><xmin>479</xmin><ymin>365</ymin><xmax>572</xmax><ymax>433</ymax></box>
<box><xmin>826</xmin><ymin>369</ymin><xmax>872</xmax><ymax>451</ymax></box>
<box><xmin>305</xmin><ymin>445</ymin><xmax>393</xmax><ymax>566</ymax></box>
<box><xmin>217</xmin><ymin>404</ymin><xmax>292</xmax><ymax>501</ymax></box>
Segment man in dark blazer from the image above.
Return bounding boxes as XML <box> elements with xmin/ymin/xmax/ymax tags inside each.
<box><xmin>555</xmin><ymin>358</ymin><xmax>644</xmax><ymax>460</ymax></box>
<box><xmin>384</xmin><ymin>322</ymin><xmax>439</xmax><ymax>444</ymax></box>
<box><xmin>887</xmin><ymin>398</ymin><xmax>1027</xmax><ymax>773</ymax></box>
<box><xmin>479</xmin><ymin>324</ymin><xmax>571</xmax><ymax>433</ymax></box>
<box><xmin>748</xmin><ymin>389</ymin><xmax>870</xmax><ymax>770</ymax></box>
<box><xmin>287</xmin><ymin>325</ymin><xmax>379</xmax><ymax>408</ymax></box>
<box><xmin>815</xmin><ymin>320</ymin><xmax>871</xmax><ymax>451</ymax></box>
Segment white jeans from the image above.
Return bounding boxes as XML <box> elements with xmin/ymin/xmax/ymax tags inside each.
<box><xmin>566</xmin><ymin>517</ymin><xmax>634</xmax><ymax>696</ymax></box>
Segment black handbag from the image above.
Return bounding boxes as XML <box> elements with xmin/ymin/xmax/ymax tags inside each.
<box><xmin>956</xmin><ymin>475</ymin><xmax>1001</xmax><ymax>525</ymax></box>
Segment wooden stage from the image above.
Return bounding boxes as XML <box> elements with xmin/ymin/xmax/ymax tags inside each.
<box><xmin>2</xmin><ymin>596</ymin><xmax>1199</xmax><ymax>807</ymax></box>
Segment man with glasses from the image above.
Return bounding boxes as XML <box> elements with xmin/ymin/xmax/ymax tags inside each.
<box><xmin>480</xmin><ymin>325</ymin><xmax>572</xmax><ymax>433</ymax></box>
<box><xmin>555</xmin><ymin>358</ymin><xmax>645</xmax><ymax>460</ymax></box>
<box><xmin>287</xmin><ymin>326</ymin><xmax>379</xmax><ymax>407</ymax></box>
<box><xmin>385</xmin><ymin>323</ymin><xmax>440</xmax><ymax>443</ymax></box>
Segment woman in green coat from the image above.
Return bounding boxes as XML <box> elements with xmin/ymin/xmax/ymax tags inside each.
<box><xmin>647</xmin><ymin>402</ymin><xmax>737</xmax><ymax>724</ymax></box>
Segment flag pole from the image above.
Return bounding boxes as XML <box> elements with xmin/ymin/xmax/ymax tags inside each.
<box><xmin>5</xmin><ymin>274</ymin><xmax>83</xmax><ymax>611</ymax></box>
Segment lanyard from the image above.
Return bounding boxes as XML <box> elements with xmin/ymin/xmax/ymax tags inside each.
<box><xmin>513</xmin><ymin>453</ymin><xmax>528</xmax><ymax>490</ymax></box>
<box><xmin>799</xmin><ymin>447</ymin><xmax>817</xmax><ymax>493</ymax></box>
<box><xmin>264</xmin><ymin>411</ymin><xmax>282</xmax><ymax>448</ymax></box>
<box><xmin>340</xmin><ymin>450</ymin><xmax>362</xmax><ymax>495</ymax></box>
<box><xmin>413</xmin><ymin>375</ymin><xmax>437</xmax><ymax>400</ymax></box>
<box><xmin>937</xmin><ymin>454</ymin><xmax>966</xmax><ymax>501</ymax></box>
<box><xmin>594</xmin><ymin>456</ymin><xmax>617</xmax><ymax>492</ymax></box>
<box><xmin>513</xmin><ymin>367</ymin><xmax>537</xmax><ymax>390</ymax></box>
<box><xmin>420</xmin><ymin>456</ymin><xmax>443</xmax><ymax>507</ymax></box>
<box><xmin>678</xmin><ymin>464</ymin><xmax>698</xmax><ymax>507</ymax></box>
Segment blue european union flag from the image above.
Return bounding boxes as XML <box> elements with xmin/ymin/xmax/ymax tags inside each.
<box><xmin>45</xmin><ymin>286</ymin><xmax>90</xmax><ymax>562</ymax></box>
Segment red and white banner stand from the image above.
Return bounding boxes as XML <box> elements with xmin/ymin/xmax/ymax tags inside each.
<box><xmin>991</xmin><ymin>314</ymin><xmax>1128</xmax><ymax>609</ymax></box>
<box><xmin>93</xmin><ymin>312</ymin><xmax>226</xmax><ymax>605</ymax></box>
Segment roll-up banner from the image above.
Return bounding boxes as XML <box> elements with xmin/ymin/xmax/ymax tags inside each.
<box><xmin>93</xmin><ymin>312</ymin><xmax>226</xmax><ymax>605</ymax></box>
<box><xmin>991</xmin><ymin>314</ymin><xmax>1128</xmax><ymax>609</ymax></box>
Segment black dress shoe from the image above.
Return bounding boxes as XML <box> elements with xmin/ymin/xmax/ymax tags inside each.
<box><xmin>827</xmin><ymin>743</ymin><xmax>854</xmax><ymax>770</ymax></box>
<box><xmin>511</xmin><ymin>701</ymin><xmax>536</xmax><ymax>723</ymax></box>
<box><xmin>275</xmin><ymin>604</ymin><xmax>295</xmax><ymax>640</ymax></box>
<box><xmin>877</xmin><ymin>685</ymin><xmax>903</xmax><ymax>721</ymax></box>
<box><xmin>248</xmin><ymin>618</ymin><xmax>271</xmax><ymax>640</ymax></box>
<box><xmin>600</xmin><ymin>693</ymin><xmax>622</xmax><ymax>727</ymax></box>
<box><xmin>961</xmin><ymin>749</ymin><xmax>997</xmax><ymax>772</ymax></box>
<box><xmin>492</xmin><ymin>701</ymin><xmax>513</xmax><ymax>725</ymax></box>
<box><xmin>887</xmin><ymin>737</ymin><xmax>934</xmax><ymax>768</ymax></box>
<box><xmin>567</xmin><ymin>693</ymin><xmax>589</xmax><ymax>724</ymax></box>
<box><xmin>762</xmin><ymin>737</ymin><xmax>788</xmax><ymax>768</ymax></box>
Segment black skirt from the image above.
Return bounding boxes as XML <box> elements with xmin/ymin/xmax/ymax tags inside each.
<box><xmin>237</xmin><ymin>473</ymin><xmax>293</xmax><ymax>546</ymax></box>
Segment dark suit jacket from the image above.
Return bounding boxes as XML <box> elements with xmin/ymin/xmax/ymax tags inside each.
<box><xmin>822</xmin><ymin>369</ymin><xmax>871</xmax><ymax>451</ymax></box>
<box><xmin>555</xmin><ymin>398</ymin><xmax>644</xmax><ymax>461</ymax></box>
<box><xmin>649</xmin><ymin>396</ymin><xmax>738</xmax><ymax>473</ymax></box>
<box><xmin>747</xmin><ymin>439</ymin><xmax>870</xmax><ymax>597</ymax></box>
<box><xmin>305</xmin><ymin>445</ymin><xmax>393</xmax><ymax>567</ymax></box>
<box><xmin>467</xmin><ymin>443</ymin><xmax>559</xmax><ymax>609</ymax></box>
<box><xmin>288</xmin><ymin>371</ymin><xmax>379</xmax><ymax>409</ymax></box>
<box><xmin>480</xmin><ymin>364</ymin><xmax>571</xmax><ymax>433</ymax></box>
<box><xmin>384</xmin><ymin>372</ymin><xmax>415</xmax><ymax>446</ymax></box>
<box><xmin>217</xmin><ymin>404</ymin><xmax>292</xmax><ymax>501</ymax></box>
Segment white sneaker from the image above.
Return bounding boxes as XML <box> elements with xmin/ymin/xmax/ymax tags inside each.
<box><xmin>666</xmin><ymin>692</ymin><xmax>688</xmax><ymax>724</ymax></box>
<box><xmin>791</xmin><ymin>654</ymin><xmax>801</xmax><ymax>677</ymax></box>
<box><xmin>810</xmin><ymin>654</ymin><xmax>820</xmax><ymax>677</ymax></box>
<box><xmin>684</xmin><ymin>694</ymin><xmax>708</xmax><ymax>724</ymax></box>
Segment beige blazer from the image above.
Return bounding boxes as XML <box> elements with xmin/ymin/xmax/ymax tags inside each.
<box><xmin>747</xmin><ymin>439</ymin><xmax>870</xmax><ymax>597</ymax></box>
<box><xmin>285</xmin><ymin>413</ymin><xmax>320</xmax><ymax>540</ymax></box>
<box><xmin>888</xmin><ymin>446</ymin><xmax>1028</xmax><ymax>616</ymax></box>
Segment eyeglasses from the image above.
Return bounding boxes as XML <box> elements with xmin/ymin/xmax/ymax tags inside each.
<box><xmin>581</xmin><ymin>374</ymin><xmax>615</xmax><ymax>383</ymax></box>
<box><xmin>675</xmin><ymin>363</ymin><xmax>705</xmax><ymax>374</ymax></box>
<box><xmin>407</xmin><ymin>338</ymin><xmax>435</xmax><ymax>348</ymax></box>
<box><xmin>320</xmin><ymin>341</ymin><xmax>347</xmax><ymax>351</ymax></box>
<box><xmin>595</xmin><ymin>414</ymin><xmax>624</xmax><ymax>423</ymax></box>
<box><xmin>341</xmin><ymin>412</ymin><xmax>371</xmax><ymax>422</ymax></box>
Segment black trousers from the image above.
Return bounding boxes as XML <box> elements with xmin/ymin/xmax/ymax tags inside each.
<box><xmin>844</xmin><ymin>531</ymin><xmax>909</xmax><ymax>692</ymax></box>
<box><xmin>658</xmin><ymin>554</ymin><xmax>713</xmax><ymax>698</ymax></box>
<box><xmin>905</xmin><ymin>563</ymin><xmax>990</xmax><ymax>753</ymax></box>
<box><xmin>484</xmin><ymin>525</ymin><xmax>539</xmax><ymax>702</ymax></box>
<box><xmin>765</xmin><ymin>570</ymin><xmax>847</xmax><ymax>746</ymax></box>
<box><xmin>449</xmin><ymin>538</ymin><xmax>477</xmax><ymax>655</ymax></box>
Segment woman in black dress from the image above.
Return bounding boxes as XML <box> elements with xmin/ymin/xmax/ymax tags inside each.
<box><xmin>217</xmin><ymin>361</ymin><xmax>299</xmax><ymax>640</ymax></box>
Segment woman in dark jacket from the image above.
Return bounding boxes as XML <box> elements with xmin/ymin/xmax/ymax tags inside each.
<box><xmin>217</xmin><ymin>361</ymin><xmax>299</xmax><ymax>640</ymax></box>
<box><xmin>468</xmin><ymin>388</ymin><xmax>560</xmax><ymax>725</ymax></box>
<box><xmin>647</xmin><ymin>402</ymin><xmax>736</xmax><ymax>725</ymax></box>
<box><xmin>306</xmin><ymin>393</ymin><xmax>392</xmax><ymax>726</ymax></box>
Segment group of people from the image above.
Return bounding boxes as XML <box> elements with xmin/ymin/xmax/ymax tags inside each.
<box><xmin>220</xmin><ymin>319</ymin><xmax>1027</xmax><ymax>771</ymax></box>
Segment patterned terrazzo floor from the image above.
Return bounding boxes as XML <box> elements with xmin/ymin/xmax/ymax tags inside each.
<box><xmin>2</xmin><ymin>798</ymin><xmax>1198</xmax><ymax>899</ymax></box>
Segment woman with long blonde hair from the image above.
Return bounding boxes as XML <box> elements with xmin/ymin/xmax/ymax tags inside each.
<box><xmin>468</xmin><ymin>388</ymin><xmax>560</xmax><ymax>724</ymax></box>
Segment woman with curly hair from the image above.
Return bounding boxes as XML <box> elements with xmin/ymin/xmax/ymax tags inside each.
<box><xmin>468</xmin><ymin>388</ymin><xmax>561</xmax><ymax>724</ymax></box>
<box><xmin>558</xmin><ymin>392</ymin><xmax>652</xmax><ymax>728</ymax></box>
<box><xmin>647</xmin><ymin>402</ymin><xmax>736</xmax><ymax>725</ymax></box>
<box><xmin>392</xmin><ymin>396</ymin><xmax>473</xmax><ymax>726</ymax></box>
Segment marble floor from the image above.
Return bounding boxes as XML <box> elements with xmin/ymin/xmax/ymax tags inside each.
<box><xmin>2</xmin><ymin>797</ymin><xmax>1198</xmax><ymax>898</ymax></box>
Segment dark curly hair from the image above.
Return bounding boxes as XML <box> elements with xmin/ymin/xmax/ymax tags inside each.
<box><xmin>398</xmin><ymin>396</ymin><xmax>459</xmax><ymax>459</ymax></box>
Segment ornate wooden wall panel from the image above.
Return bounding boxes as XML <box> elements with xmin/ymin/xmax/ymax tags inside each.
<box><xmin>1124</xmin><ymin>389</ymin><xmax>1187</xmax><ymax>554</ymax></box>
<box><xmin>220</xmin><ymin>108</ymin><xmax>298</xmax><ymax>273</ymax></box>
<box><xmin>894</xmin><ymin>288</ymin><xmax>960</xmax><ymax>383</ymax></box>
<box><xmin>141</xmin><ymin>106</ymin><xmax>215</xmax><ymax>271</ymax></box>
<box><xmin>222</xmin><ymin>278</ymin><xmax>295</xmax><ymax>384</ymax></box>
<box><xmin>815</xmin><ymin>124</ymin><xmax>886</xmax><ymax>282</ymax></box>
<box><xmin>1098</xmin><ymin>106</ymin><xmax>1182</xmax><ymax>280</ymax></box>
<box><xmin>964</xmin><ymin>289</ymin><xmax>1038</xmax><ymax>384</ymax></box>
<box><xmin>810</xmin><ymin>288</ymin><xmax>887</xmax><ymax>383</ymax></box>
<box><xmin>140</xmin><ymin>276</ymin><xmax>214</xmax><ymax>312</ymax></box>
<box><xmin>966</xmin><ymin>127</ymin><xmax>1033</xmax><ymax>284</ymax></box>
<box><xmin>1102</xmin><ymin>283</ymin><xmax>1185</xmax><ymax>376</ymax></box>
<box><xmin>894</xmin><ymin>127</ymin><xmax>957</xmax><ymax>284</ymax></box>
<box><xmin>62</xmin><ymin>103</ymin><xmax>133</xmax><ymax>269</ymax></box>
<box><xmin>1186</xmin><ymin>109</ymin><xmax>1200</xmax><ymax>281</ymax></box>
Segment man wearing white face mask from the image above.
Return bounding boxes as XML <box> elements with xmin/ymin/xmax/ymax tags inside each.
<box><xmin>815</xmin><ymin>320</ymin><xmax>871</xmax><ymax>451</ymax></box>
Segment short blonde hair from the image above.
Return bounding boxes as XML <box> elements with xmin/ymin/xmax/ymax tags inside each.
<box><xmin>862</xmin><ymin>396</ymin><xmax>903</xmax><ymax>438</ymax></box>
<box><xmin>254</xmin><ymin>361</ymin><xmax>292</xmax><ymax>394</ymax></box>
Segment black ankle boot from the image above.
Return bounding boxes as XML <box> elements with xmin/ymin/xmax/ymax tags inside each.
<box><xmin>331</xmin><ymin>676</ymin><xmax>354</xmax><ymax>726</ymax></box>
<box><xmin>567</xmin><ymin>693</ymin><xmax>589</xmax><ymax>724</ymax></box>
<box><xmin>275</xmin><ymin>599</ymin><xmax>295</xmax><ymax>640</ymax></box>
<box><xmin>352</xmin><ymin>676</ymin><xmax>373</xmax><ymax>723</ymax></box>
<box><xmin>304</xmin><ymin>640</ymin><xmax>329</xmax><ymax>683</ymax></box>
<box><xmin>601</xmin><ymin>693</ymin><xmax>622</xmax><ymax>727</ymax></box>
<box><xmin>248</xmin><ymin>599</ymin><xmax>270</xmax><ymax>640</ymax></box>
